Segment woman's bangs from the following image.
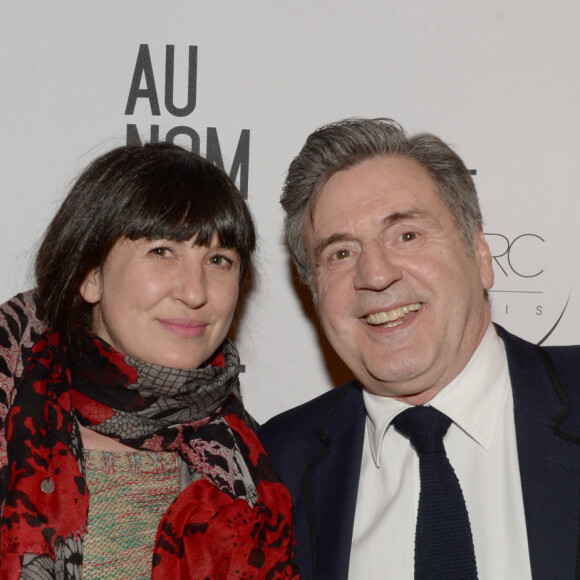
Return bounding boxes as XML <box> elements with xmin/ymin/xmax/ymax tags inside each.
<box><xmin>173</xmin><ymin>192</ymin><xmax>247</xmax><ymax>251</ymax></box>
<box><xmin>124</xmin><ymin>183</ymin><xmax>246</xmax><ymax>251</ymax></box>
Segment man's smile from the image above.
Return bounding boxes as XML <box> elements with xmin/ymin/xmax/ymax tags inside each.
<box><xmin>365</xmin><ymin>303</ymin><xmax>422</xmax><ymax>327</ymax></box>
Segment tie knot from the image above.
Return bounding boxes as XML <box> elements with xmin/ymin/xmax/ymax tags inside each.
<box><xmin>391</xmin><ymin>406</ymin><xmax>452</xmax><ymax>455</ymax></box>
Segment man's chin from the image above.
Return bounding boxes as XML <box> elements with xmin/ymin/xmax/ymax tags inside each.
<box><xmin>358</xmin><ymin>362</ymin><xmax>439</xmax><ymax>401</ymax></box>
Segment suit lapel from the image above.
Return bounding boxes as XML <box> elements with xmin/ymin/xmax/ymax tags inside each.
<box><xmin>303</xmin><ymin>383</ymin><xmax>366</xmax><ymax>580</ymax></box>
<box><xmin>499</xmin><ymin>326</ymin><xmax>580</xmax><ymax>579</ymax></box>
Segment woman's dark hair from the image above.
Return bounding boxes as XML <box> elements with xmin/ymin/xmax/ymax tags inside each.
<box><xmin>35</xmin><ymin>142</ymin><xmax>256</xmax><ymax>344</ymax></box>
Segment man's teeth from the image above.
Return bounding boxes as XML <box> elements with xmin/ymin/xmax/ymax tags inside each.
<box><xmin>365</xmin><ymin>303</ymin><xmax>421</xmax><ymax>326</ymax></box>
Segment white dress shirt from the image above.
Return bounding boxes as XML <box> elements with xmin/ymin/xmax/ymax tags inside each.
<box><xmin>349</xmin><ymin>324</ymin><xmax>532</xmax><ymax>579</ymax></box>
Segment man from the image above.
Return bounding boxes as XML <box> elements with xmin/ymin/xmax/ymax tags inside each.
<box><xmin>258</xmin><ymin>118</ymin><xmax>580</xmax><ymax>579</ymax></box>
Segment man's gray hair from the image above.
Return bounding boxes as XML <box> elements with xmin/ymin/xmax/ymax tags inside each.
<box><xmin>281</xmin><ymin>118</ymin><xmax>483</xmax><ymax>288</ymax></box>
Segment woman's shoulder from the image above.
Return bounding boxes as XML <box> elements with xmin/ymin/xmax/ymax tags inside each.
<box><xmin>0</xmin><ymin>289</ymin><xmax>48</xmax><ymax>402</ymax></box>
<box><xmin>0</xmin><ymin>289</ymin><xmax>47</xmax><ymax>348</ymax></box>
<box><xmin>1</xmin><ymin>289</ymin><xmax>42</xmax><ymax>320</ymax></box>
<box><xmin>0</xmin><ymin>290</ymin><xmax>48</xmax><ymax>469</ymax></box>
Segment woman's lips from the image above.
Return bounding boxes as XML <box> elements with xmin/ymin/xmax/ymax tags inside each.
<box><xmin>159</xmin><ymin>319</ymin><xmax>208</xmax><ymax>338</ymax></box>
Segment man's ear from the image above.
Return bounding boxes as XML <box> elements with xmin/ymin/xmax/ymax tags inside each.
<box><xmin>80</xmin><ymin>268</ymin><xmax>103</xmax><ymax>304</ymax></box>
<box><xmin>473</xmin><ymin>229</ymin><xmax>494</xmax><ymax>290</ymax></box>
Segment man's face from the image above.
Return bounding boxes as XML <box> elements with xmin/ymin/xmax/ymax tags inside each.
<box><xmin>306</xmin><ymin>155</ymin><xmax>494</xmax><ymax>404</ymax></box>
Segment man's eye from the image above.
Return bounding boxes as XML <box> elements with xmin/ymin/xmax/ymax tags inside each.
<box><xmin>333</xmin><ymin>249</ymin><xmax>351</xmax><ymax>260</ymax></box>
<box><xmin>400</xmin><ymin>232</ymin><xmax>417</xmax><ymax>242</ymax></box>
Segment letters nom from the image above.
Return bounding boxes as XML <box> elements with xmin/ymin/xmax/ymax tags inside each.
<box><xmin>126</xmin><ymin>125</ymin><xmax>250</xmax><ymax>200</ymax></box>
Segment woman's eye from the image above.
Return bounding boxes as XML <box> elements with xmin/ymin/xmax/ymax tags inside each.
<box><xmin>209</xmin><ymin>254</ymin><xmax>233</xmax><ymax>266</ymax></box>
<box><xmin>400</xmin><ymin>232</ymin><xmax>417</xmax><ymax>242</ymax></box>
<box><xmin>149</xmin><ymin>246</ymin><xmax>172</xmax><ymax>258</ymax></box>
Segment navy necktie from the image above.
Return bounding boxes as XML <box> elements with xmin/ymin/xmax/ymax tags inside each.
<box><xmin>392</xmin><ymin>406</ymin><xmax>478</xmax><ymax>580</ymax></box>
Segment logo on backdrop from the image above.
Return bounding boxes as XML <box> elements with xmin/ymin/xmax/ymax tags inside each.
<box><xmin>124</xmin><ymin>45</ymin><xmax>250</xmax><ymax>199</ymax></box>
<box><xmin>485</xmin><ymin>232</ymin><xmax>570</xmax><ymax>345</ymax></box>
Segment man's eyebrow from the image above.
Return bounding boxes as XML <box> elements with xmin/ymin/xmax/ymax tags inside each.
<box><xmin>381</xmin><ymin>210</ymin><xmax>425</xmax><ymax>226</ymax></box>
<box><xmin>313</xmin><ymin>233</ymin><xmax>353</xmax><ymax>262</ymax></box>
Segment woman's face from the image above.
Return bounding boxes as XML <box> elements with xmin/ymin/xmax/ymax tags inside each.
<box><xmin>80</xmin><ymin>235</ymin><xmax>241</xmax><ymax>369</ymax></box>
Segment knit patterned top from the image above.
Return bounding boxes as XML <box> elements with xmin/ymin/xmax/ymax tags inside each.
<box><xmin>82</xmin><ymin>449</ymin><xmax>182</xmax><ymax>580</ymax></box>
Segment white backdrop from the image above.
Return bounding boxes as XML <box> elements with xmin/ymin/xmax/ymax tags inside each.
<box><xmin>2</xmin><ymin>1</ymin><xmax>579</xmax><ymax>422</ymax></box>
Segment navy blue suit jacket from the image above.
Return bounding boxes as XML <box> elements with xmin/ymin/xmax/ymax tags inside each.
<box><xmin>259</xmin><ymin>327</ymin><xmax>580</xmax><ymax>579</ymax></box>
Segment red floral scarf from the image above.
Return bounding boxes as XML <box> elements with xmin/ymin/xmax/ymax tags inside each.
<box><xmin>0</xmin><ymin>330</ymin><xmax>299</xmax><ymax>579</ymax></box>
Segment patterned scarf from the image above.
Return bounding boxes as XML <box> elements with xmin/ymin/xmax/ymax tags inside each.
<box><xmin>0</xmin><ymin>330</ymin><xmax>298</xmax><ymax>579</ymax></box>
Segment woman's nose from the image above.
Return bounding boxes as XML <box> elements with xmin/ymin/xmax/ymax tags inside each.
<box><xmin>174</xmin><ymin>262</ymin><xmax>209</xmax><ymax>308</ymax></box>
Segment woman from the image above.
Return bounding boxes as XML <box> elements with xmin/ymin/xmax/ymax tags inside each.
<box><xmin>0</xmin><ymin>143</ymin><xmax>298</xmax><ymax>579</ymax></box>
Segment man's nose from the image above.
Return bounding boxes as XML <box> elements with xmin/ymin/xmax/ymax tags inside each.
<box><xmin>353</xmin><ymin>243</ymin><xmax>403</xmax><ymax>291</ymax></box>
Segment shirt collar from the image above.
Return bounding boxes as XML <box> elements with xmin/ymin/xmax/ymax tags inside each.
<box><xmin>363</xmin><ymin>324</ymin><xmax>509</xmax><ymax>467</ymax></box>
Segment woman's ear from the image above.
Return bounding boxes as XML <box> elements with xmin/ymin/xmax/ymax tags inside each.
<box><xmin>80</xmin><ymin>268</ymin><xmax>103</xmax><ymax>304</ymax></box>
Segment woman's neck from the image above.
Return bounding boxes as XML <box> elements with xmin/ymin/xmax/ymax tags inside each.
<box><xmin>79</xmin><ymin>425</ymin><xmax>135</xmax><ymax>451</ymax></box>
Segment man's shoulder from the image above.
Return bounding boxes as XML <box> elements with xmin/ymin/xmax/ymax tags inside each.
<box><xmin>258</xmin><ymin>381</ymin><xmax>363</xmax><ymax>453</ymax></box>
<box><xmin>496</xmin><ymin>324</ymin><xmax>580</xmax><ymax>372</ymax></box>
<box><xmin>543</xmin><ymin>342</ymin><xmax>580</xmax><ymax>365</ymax></box>
<box><xmin>258</xmin><ymin>381</ymin><xmax>365</xmax><ymax>487</ymax></box>
<box><xmin>260</xmin><ymin>381</ymin><xmax>362</xmax><ymax>431</ymax></box>
<box><xmin>498</xmin><ymin>325</ymin><xmax>580</xmax><ymax>432</ymax></box>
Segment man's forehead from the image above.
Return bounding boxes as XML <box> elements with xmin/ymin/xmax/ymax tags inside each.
<box><xmin>310</xmin><ymin>169</ymin><xmax>441</xmax><ymax>226</ymax></box>
<box><xmin>313</xmin><ymin>155</ymin><xmax>436</xmax><ymax>208</ymax></box>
